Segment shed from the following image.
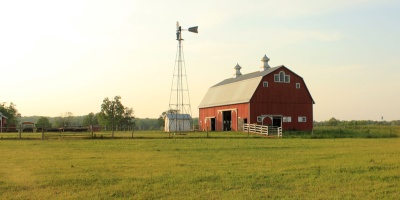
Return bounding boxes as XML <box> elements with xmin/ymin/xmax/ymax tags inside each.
<box><xmin>164</xmin><ymin>114</ymin><xmax>192</xmax><ymax>132</ymax></box>
<box><xmin>0</xmin><ymin>112</ymin><xmax>7</xmax><ymax>132</ymax></box>
<box><xmin>21</xmin><ymin>122</ymin><xmax>35</xmax><ymax>132</ymax></box>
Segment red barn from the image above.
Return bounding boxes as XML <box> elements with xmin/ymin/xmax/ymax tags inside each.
<box><xmin>198</xmin><ymin>54</ymin><xmax>314</xmax><ymax>132</ymax></box>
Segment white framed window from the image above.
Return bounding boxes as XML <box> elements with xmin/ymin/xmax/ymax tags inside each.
<box><xmin>283</xmin><ymin>116</ymin><xmax>292</xmax><ymax>122</ymax></box>
<box><xmin>279</xmin><ymin>71</ymin><xmax>285</xmax><ymax>82</ymax></box>
<box><xmin>274</xmin><ymin>71</ymin><xmax>290</xmax><ymax>83</ymax></box>
<box><xmin>257</xmin><ymin>116</ymin><xmax>263</xmax><ymax>122</ymax></box>
<box><xmin>298</xmin><ymin>116</ymin><xmax>307</xmax><ymax>122</ymax></box>
<box><xmin>296</xmin><ymin>83</ymin><xmax>300</xmax><ymax>89</ymax></box>
<box><xmin>274</xmin><ymin>74</ymin><xmax>279</xmax><ymax>82</ymax></box>
<box><xmin>285</xmin><ymin>75</ymin><xmax>290</xmax><ymax>83</ymax></box>
<box><xmin>263</xmin><ymin>81</ymin><xmax>268</xmax><ymax>87</ymax></box>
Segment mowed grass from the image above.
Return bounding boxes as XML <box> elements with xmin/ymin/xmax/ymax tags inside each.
<box><xmin>0</xmin><ymin>132</ymin><xmax>399</xmax><ymax>199</ymax></box>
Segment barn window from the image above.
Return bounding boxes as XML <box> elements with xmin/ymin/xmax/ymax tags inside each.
<box><xmin>275</xmin><ymin>71</ymin><xmax>290</xmax><ymax>83</ymax></box>
<box><xmin>296</xmin><ymin>83</ymin><xmax>300</xmax><ymax>89</ymax></box>
<box><xmin>298</xmin><ymin>116</ymin><xmax>306</xmax><ymax>122</ymax></box>
<box><xmin>285</xmin><ymin>75</ymin><xmax>290</xmax><ymax>83</ymax></box>
<box><xmin>274</xmin><ymin>74</ymin><xmax>279</xmax><ymax>82</ymax></box>
<box><xmin>279</xmin><ymin>71</ymin><xmax>285</xmax><ymax>82</ymax></box>
<box><xmin>283</xmin><ymin>116</ymin><xmax>292</xmax><ymax>122</ymax></box>
<box><xmin>263</xmin><ymin>81</ymin><xmax>268</xmax><ymax>87</ymax></box>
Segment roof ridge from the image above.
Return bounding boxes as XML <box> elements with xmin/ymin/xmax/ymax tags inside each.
<box><xmin>212</xmin><ymin>65</ymin><xmax>282</xmax><ymax>87</ymax></box>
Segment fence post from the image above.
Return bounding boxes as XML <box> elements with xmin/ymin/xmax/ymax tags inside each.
<box><xmin>19</xmin><ymin>124</ymin><xmax>22</xmax><ymax>139</ymax></box>
<box><xmin>42</xmin><ymin>125</ymin><xmax>45</xmax><ymax>140</ymax></box>
<box><xmin>90</xmin><ymin>125</ymin><xmax>93</xmax><ymax>138</ymax></box>
<box><xmin>247</xmin><ymin>124</ymin><xmax>249</xmax><ymax>137</ymax></box>
<box><xmin>206</xmin><ymin>124</ymin><xmax>209</xmax><ymax>138</ymax></box>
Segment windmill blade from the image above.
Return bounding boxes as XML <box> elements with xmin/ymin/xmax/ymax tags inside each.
<box><xmin>188</xmin><ymin>26</ymin><xmax>198</xmax><ymax>33</ymax></box>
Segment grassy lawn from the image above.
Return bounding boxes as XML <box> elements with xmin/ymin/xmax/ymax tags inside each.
<box><xmin>0</xmin><ymin>131</ymin><xmax>399</xmax><ymax>199</ymax></box>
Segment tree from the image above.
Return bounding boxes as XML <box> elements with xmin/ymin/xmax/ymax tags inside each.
<box><xmin>0</xmin><ymin>102</ymin><xmax>20</xmax><ymax>126</ymax></box>
<box><xmin>36</xmin><ymin>117</ymin><xmax>52</xmax><ymax>128</ymax></box>
<box><xmin>135</xmin><ymin>118</ymin><xmax>160</xmax><ymax>130</ymax></box>
<box><xmin>121</xmin><ymin>107</ymin><xmax>135</xmax><ymax>130</ymax></box>
<box><xmin>157</xmin><ymin>115</ymin><xmax>164</xmax><ymax>129</ymax></box>
<box><xmin>98</xmin><ymin>96</ymin><xmax>125</xmax><ymax>137</ymax></box>
<box><xmin>158</xmin><ymin>111</ymin><xmax>167</xmax><ymax>128</ymax></box>
<box><xmin>82</xmin><ymin>112</ymin><xmax>98</xmax><ymax>127</ymax></box>
<box><xmin>158</xmin><ymin>109</ymin><xmax>178</xmax><ymax>129</ymax></box>
<box><xmin>328</xmin><ymin>117</ymin><xmax>339</xmax><ymax>126</ymax></box>
<box><xmin>54</xmin><ymin>112</ymin><xmax>74</xmax><ymax>128</ymax></box>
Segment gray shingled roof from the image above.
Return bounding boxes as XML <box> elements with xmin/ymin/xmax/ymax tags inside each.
<box><xmin>212</xmin><ymin>66</ymin><xmax>281</xmax><ymax>87</ymax></box>
<box><xmin>198</xmin><ymin>66</ymin><xmax>282</xmax><ymax>108</ymax></box>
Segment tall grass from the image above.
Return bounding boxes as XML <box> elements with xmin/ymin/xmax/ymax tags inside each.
<box><xmin>285</xmin><ymin>125</ymin><xmax>400</xmax><ymax>139</ymax></box>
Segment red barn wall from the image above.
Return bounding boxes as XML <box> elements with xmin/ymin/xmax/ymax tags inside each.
<box><xmin>199</xmin><ymin>103</ymin><xmax>249</xmax><ymax>131</ymax></box>
<box><xmin>250</xmin><ymin>67</ymin><xmax>314</xmax><ymax>130</ymax></box>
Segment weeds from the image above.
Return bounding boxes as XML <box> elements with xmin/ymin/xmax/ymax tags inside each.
<box><xmin>285</xmin><ymin>125</ymin><xmax>399</xmax><ymax>139</ymax></box>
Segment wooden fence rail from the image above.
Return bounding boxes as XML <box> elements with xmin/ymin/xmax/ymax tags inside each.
<box><xmin>243</xmin><ymin>124</ymin><xmax>283</xmax><ymax>137</ymax></box>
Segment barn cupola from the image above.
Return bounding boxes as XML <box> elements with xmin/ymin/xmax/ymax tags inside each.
<box><xmin>260</xmin><ymin>54</ymin><xmax>270</xmax><ymax>71</ymax></box>
<box><xmin>233</xmin><ymin>63</ymin><xmax>242</xmax><ymax>78</ymax></box>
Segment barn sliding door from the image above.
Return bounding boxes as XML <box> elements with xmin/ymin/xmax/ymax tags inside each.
<box><xmin>222</xmin><ymin>111</ymin><xmax>232</xmax><ymax>131</ymax></box>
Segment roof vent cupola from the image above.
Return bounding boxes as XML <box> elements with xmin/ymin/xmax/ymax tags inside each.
<box><xmin>260</xmin><ymin>54</ymin><xmax>270</xmax><ymax>71</ymax></box>
<box><xmin>233</xmin><ymin>63</ymin><xmax>242</xmax><ymax>78</ymax></box>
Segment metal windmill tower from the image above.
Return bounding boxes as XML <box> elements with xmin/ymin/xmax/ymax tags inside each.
<box><xmin>167</xmin><ymin>21</ymin><xmax>198</xmax><ymax>135</ymax></box>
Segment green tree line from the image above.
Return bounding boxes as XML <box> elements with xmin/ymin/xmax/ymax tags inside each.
<box><xmin>3</xmin><ymin>98</ymin><xmax>198</xmax><ymax>131</ymax></box>
<box><xmin>20</xmin><ymin>115</ymin><xmax>165</xmax><ymax>130</ymax></box>
<box><xmin>315</xmin><ymin>117</ymin><xmax>400</xmax><ymax>127</ymax></box>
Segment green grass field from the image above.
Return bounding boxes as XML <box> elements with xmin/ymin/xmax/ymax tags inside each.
<box><xmin>0</xmin><ymin>130</ymin><xmax>399</xmax><ymax>199</ymax></box>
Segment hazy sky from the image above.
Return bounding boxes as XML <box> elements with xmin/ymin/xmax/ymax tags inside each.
<box><xmin>1</xmin><ymin>0</ymin><xmax>399</xmax><ymax>121</ymax></box>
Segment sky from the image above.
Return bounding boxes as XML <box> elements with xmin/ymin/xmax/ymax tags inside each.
<box><xmin>1</xmin><ymin>0</ymin><xmax>399</xmax><ymax>121</ymax></box>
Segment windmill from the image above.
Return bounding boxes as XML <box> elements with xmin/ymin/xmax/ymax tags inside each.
<box><xmin>166</xmin><ymin>22</ymin><xmax>198</xmax><ymax>136</ymax></box>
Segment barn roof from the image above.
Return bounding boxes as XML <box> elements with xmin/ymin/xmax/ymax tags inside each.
<box><xmin>213</xmin><ymin>66</ymin><xmax>281</xmax><ymax>87</ymax></box>
<box><xmin>21</xmin><ymin>122</ymin><xmax>35</xmax><ymax>124</ymax></box>
<box><xmin>198</xmin><ymin>66</ymin><xmax>282</xmax><ymax>108</ymax></box>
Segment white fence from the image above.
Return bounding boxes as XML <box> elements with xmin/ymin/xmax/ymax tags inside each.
<box><xmin>277</xmin><ymin>127</ymin><xmax>282</xmax><ymax>137</ymax></box>
<box><xmin>243</xmin><ymin>124</ymin><xmax>282</xmax><ymax>137</ymax></box>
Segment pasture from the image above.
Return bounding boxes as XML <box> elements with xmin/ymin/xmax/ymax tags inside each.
<box><xmin>0</xmin><ymin>130</ymin><xmax>399</xmax><ymax>199</ymax></box>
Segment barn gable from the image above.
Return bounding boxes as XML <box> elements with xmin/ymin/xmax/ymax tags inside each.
<box><xmin>261</xmin><ymin>65</ymin><xmax>315</xmax><ymax>104</ymax></box>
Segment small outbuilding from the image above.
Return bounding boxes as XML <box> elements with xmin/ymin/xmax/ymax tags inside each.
<box><xmin>0</xmin><ymin>112</ymin><xmax>7</xmax><ymax>132</ymax></box>
<box><xmin>164</xmin><ymin>114</ymin><xmax>192</xmax><ymax>132</ymax></box>
<box><xmin>198</xmin><ymin>54</ymin><xmax>315</xmax><ymax>132</ymax></box>
<box><xmin>21</xmin><ymin>122</ymin><xmax>35</xmax><ymax>132</ymax></box>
